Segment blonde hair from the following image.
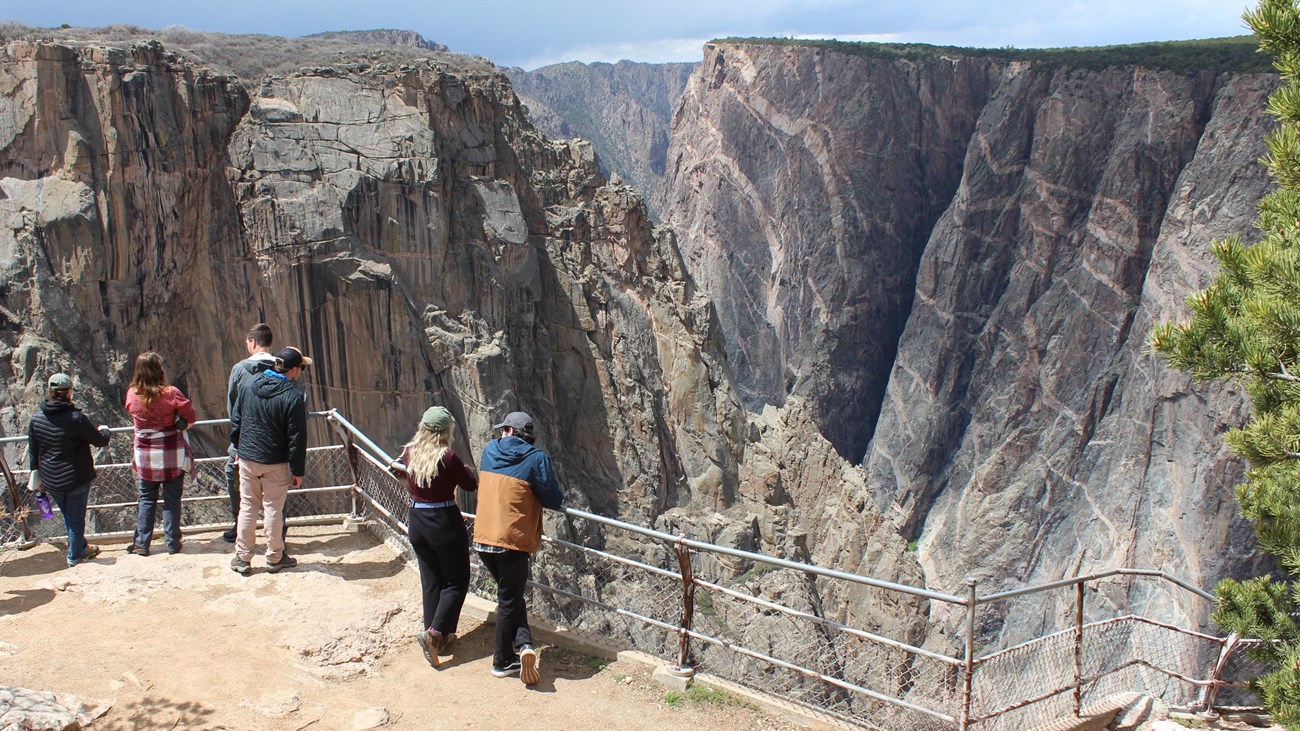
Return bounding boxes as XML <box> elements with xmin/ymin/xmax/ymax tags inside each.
<box><xmin>405</xmin><ymin>422</ymin><xmax>455</xmax><ymax>486</ymax></box>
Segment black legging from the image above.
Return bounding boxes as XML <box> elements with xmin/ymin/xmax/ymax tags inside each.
<box><xmin>407</xmin><ymin>505</ymin><xmax>471</xmax><ymax>635</ymax></box>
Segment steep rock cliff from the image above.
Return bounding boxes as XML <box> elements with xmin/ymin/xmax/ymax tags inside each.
<box><xmin>662</xmin><ymin>42</ymin><xmax>1276</xmax><ymax>642</ymax></box>
<box><xmin>507</xmin><ymin>61</ymin><xmax>695</xmax><ymax>220</ymax></box>
<box><xmin>664</xmin><ymin>44</ymin><xmax>1003</xmax><ymax>462</ymax></box>
<box><xmin>0</xmin><ymin>39</ymin><xmax>748</xmax><ymax>523</ymax></box>
<box><xmin>0</xmin><ymin>35</ymin><xmax>932</xmax><ymax>647</ymax></box>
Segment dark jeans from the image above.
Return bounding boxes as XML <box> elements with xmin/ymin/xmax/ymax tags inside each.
<box><xmin>408</xmin><ymin>506</ymin><xmax>471</xmax><ymax>635</ymax></box>
<box><xmin>134</xmin><ymin>474</ymin><xmax>184</xmax><ymax>550</ymax></box>
<box><xmin>49</xmin><ymin>482</ymin><xmax>92</xmax><ymax>564</ymax></box>
<box><xmin>227</xmin><ymin>452</ymin><xmax>288</xmax><ymax>540</ymax></box>
<box><xmin>477</xmin><ymin>549</ymin><xmax>533</xmax><ymax>668</ymax></box>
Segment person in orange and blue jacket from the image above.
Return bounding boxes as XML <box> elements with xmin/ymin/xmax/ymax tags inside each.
<box><xmin>472</xmin><ymin>411</ymin><xmax>563</xmax><ymax>687</ymax></box>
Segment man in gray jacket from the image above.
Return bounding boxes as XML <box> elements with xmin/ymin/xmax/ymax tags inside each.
<box><xmin>229</xmin><ymin>347</ymin><xmax>310</xmax><ymax>574</ymax></box>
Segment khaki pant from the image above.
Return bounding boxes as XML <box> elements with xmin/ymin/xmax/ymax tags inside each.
<box><xmin>235</xmin><ymin>458</ymin><xmax>291</xmax><ymax>563</ymax></box>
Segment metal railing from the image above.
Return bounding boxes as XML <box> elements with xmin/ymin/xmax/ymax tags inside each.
<box><xmin>0</xmin><ymin>413</ymin><xmax>354</xmax><ymax>549</ymax></box>
<box><xmin>322</xmin><ymin>410</ymin><xmax>1269</xmax><ymax>730</ymax></box>
<box><xmin>0</xmin><ymin>408</ymin><xmax>1270</xmax><ymax>729</ymax></box>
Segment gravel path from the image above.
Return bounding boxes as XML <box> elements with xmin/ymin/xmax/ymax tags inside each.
<box><xmin>0</xmin><ymin>525</ymin><xmax>804</xmax><ymax>730</ymax></box>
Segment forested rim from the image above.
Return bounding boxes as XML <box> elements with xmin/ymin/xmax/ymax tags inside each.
<box><xmin>712</xmin><ymin>35</ymin><xmax>1272</xmax><ymax>73</ymax></box>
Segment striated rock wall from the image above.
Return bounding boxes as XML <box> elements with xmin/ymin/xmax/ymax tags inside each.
<box><xmin>664</xmin><ymin>44</ymin><xmax>1003</xmax><ymax>462</ymax></box>
<box><xmin>662</xmin><ymin>42</ymin><xmax>1276</xmax><ymax>643</ymax></box>
<box><xmin>507</xmin><ymin>60</ymin><xmax>696</xmax><ymax>220</ymax></box>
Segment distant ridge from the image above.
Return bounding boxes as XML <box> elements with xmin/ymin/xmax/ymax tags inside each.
<box><xmin>303</xmin><ymin>29</ymin><xmax>448</xmax><ymax>54</ymax></box>
<box><xmin>0</xmin><ymin>23</ymin><xmax>467</xmax><ymax>81</ymax></box>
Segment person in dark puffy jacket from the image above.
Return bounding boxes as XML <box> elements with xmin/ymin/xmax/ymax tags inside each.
<box><xmin>222</xmin><ymin>323</ymin><xmax>277</xmax><ymax>543</ymax></box>
<box><xmin>27</xmin><ymin>373</ymin><xmax>112</xmax><ymax>567</ymax></box>
<box><xmin>228</xmin><ymin>346</ymin><xmax>310</xmax><ymax>575</ymax></box>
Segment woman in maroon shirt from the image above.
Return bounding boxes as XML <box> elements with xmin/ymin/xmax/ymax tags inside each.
<box><xmin>124</xmin><ymin>352</ymin><xmax>197</xmax><ymax>556</ymax></box>
<box><xmin>391</xmin><ymin>405</ymin><xmax>478</xmax><ymax>666</ymax></box>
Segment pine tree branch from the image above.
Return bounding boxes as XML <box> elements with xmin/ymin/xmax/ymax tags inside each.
<box><xmin>1232</xmin><ymin>366</ymin><xmax>1300</xmax><ymax>383</ymax></box>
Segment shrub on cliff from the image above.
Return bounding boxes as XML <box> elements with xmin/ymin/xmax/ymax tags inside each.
<box><xmin>1151</xmin><ymin>0</ymin><xmax>1300</xmax><ymax>725</ymax></box>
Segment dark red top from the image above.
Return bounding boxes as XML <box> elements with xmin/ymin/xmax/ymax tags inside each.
<box><xmin>398</xmin><ymin>445</ymin><xmax>478</xmax><ymax>503</ymax></box>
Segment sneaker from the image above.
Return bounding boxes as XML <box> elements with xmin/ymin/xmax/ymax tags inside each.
<box><xmin>491</xmin><ymin>660</ymin><xmax>522</xmax><ymax>678</ymax></box>
<box><xmin>519</xmin><ymin>645</ymin><xmax>540</xmax><ymax>686</ymax></box>
<box><xmin>167</xmin><ymin>543</ymin><xmax>182</xmax><ymax>555</ymax></box>
<box><xmin>417</xmin><ymin>631</ymin><xmax>440</xmax><ymax>667</ymax></box>
<box><xmin>126</xmin><ymin>543</ymin><xmax>150</xmax><ymax>557</ymax></box>
<box><xmin>230</xmin><ymin>557</ymin><xmax>251</xmax><ymax>575</ymax></box>
<box><xmin>221</xmin><ymin>528</ymin><xmax>237</xmax><ymax>543</ymax></box>
<box><xmin>68</xmin><ymin>544</ymin><xmax>101</xmax><ymax>567</ymax></box>
<box><xmin>266</xmin><ymin>554</ymin><xmax>297</xmax><ymax>573</ymax></box>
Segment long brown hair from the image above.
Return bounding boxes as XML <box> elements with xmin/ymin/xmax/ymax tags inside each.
<box><xmin>129</xmin><ymin>352</ymin><xmax>168</xmax><ymax>409</ymax></box>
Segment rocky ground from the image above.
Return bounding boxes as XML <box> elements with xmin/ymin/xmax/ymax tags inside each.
<box><xmin>0</xmin><ymin>525</ymin><xmax>806</xmax><ymax>730</ymax></box>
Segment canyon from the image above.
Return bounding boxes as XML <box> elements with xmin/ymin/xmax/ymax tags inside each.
<box><xmin>0</xmin><ymin>31</ymin><xmax>1277</xmax><ymax>649</ymax></box>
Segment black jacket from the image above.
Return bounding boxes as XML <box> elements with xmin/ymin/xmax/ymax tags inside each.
<box><xmin>230</xmin><ymin>371</ymin><xmax>307</xmax><ymax>476</ymax></box>
<box><xmin>27</xmin><ymin>399</ymin><xmax>112</xmax><ymax>492</ymax></box>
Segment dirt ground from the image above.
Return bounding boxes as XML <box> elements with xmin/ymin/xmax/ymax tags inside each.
<box><xmin>0</xmin><ymin>525</ymin><xmax>808</xmax><ymax>731</ymax></box>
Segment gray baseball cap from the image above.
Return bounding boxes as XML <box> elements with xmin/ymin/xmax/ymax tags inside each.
<box><xmin>47</xmin><ymin>373</ymin><xmax>73</xmax><ymax>390</ymax></box>
<box><xmin>492</xmin><ymin>411</ymin><xmax>534</xmax><ymax>436</ymax></box>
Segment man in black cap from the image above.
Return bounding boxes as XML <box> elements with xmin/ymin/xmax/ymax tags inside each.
<box><xmin>472</xmin><ymin>411</ymin><xmax>563</xmax><ymax>685</ymax></box>
<box><xmin>229</xmin><ymin>346</ymin><xmax>311</xmax><ymax>574</ymax></box>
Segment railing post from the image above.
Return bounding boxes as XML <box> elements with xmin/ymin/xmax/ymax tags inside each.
<box><xmin>1196</xmin><ymin>632</ymin><xmax>1237</xmax><ymax>718</ymax></box>
<box><xmin>1073</xmin><ymin>580</ymin><xmax>1085</xmax><ymax>717</ymax></box>
<box><xmin>671</xmin><ymin>540</ymin><xmax>697</xmax><ymax>676</ymax></box>
<box><xmin>324</xmin><ymin>411</ymin><xmax>362</xmax><ymax>519</ymax></box>
<box><xmin>960</xmin><ymin>577</ymin><xmax>977</xmax><ymax>731</ymax></box>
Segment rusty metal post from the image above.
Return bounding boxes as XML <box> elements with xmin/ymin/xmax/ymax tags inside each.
<box><xmin>1196</xmin><ymin>632</ymin><xmax>1238</xmax><ymax>717</ymax></box>
<box><xmin>960</xmin><ymin>578</ymin><xmax>977</xmax><ymax>730</ymax></box>
<box><xmin>673</xmin><ymin>540</ymin><xmax>697</xmax><ymax>674</ymax></box>
<box><xmin>1073</xmin><ymin>581</ymin><xmax>1085</xmax><ymax>717</ymax></box>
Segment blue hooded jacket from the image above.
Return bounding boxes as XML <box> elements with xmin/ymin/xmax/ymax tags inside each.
<box><xmin>473</xmin><ymin>436</ymin><xmax>563</xmax><ymax>551</ymax></box>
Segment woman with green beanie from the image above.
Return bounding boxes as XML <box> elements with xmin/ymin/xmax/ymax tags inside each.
<box><xmin>391</xmin><ymin>406</ymin><xmax>478</xmax><ymax>666</ymax></box>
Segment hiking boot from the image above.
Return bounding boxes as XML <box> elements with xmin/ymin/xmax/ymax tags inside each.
<box><xmin>491</xmin><ymin>660</ymin><xmax>522</xmax><ymax>678</ymax></box>
<box><xmin>167</xmin><ymin>543</ymin><xmax>182</xmax><ymax>555</ymax></box>
<box><xmin>266</xmin><ymin>554</ymin><xmax>297</xmax><ymax>573</ymax></box>
<box><xmin>230</xmin><ymin>556</ymin><xmax>251</xmax><ymax>575</ymax></box>
<box><xmin>221</xmin><ymin>528</ymin><xmax>237</xmax><ymax>543</ymax></box>
<box><xmin>519</xmin><ymin>645</ymin><xmax>540</xmax><ymax>686</ymax></box>
<box><xmin>126</xmin><ymin>543</ymin><xmax>150</xmax><ymax>557</ymax></box>
<box><xmin>417</xmin><ymin>631</ymin><xmax>440</xmax><ymax>667</ymax></box>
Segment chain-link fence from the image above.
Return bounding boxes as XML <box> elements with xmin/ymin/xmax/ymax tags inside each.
<box><xmin>0</xmin><ymin>415</ymin><xmax>354</xmax><ymax>557</ymax></box>
<box><xmin>330</xmin><ymin>408</ymin><xmax>1263</xmax><ymax>729</ymax></box>
<box><xmin>3</xmin><ymin>409</ymin><xmax>1272</xmax><ymax>729</ymax></box>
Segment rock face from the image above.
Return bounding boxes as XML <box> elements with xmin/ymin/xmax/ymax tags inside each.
<box><xmin>0</xmin><ymin>39</ymin><xmax>750</xmax><ymax>525</ymax></box>
<box><xmin>507</xmin><ymin>61</ymin><xmax>696</xmax><ymax>220</ymax></box>
<box><xmin>662</xmin><ymin>42</ymin><xmax>1276</xmax><ymax>642</ymax></box>
<box><xmin>665</xmin><ymin>45</ymin><xmax>1004</xmax><ymax>462</ymax></box>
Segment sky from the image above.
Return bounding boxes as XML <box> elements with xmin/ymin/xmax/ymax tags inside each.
<box><xmin>0</xmin><ymin>0</ymin><xmax>1254</xmax><ymax>70</ymax></box>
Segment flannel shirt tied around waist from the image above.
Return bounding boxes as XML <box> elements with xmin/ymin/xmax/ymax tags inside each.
<box><xmin>133</xmin><ymin>428</ymin><xmax>193</xmax><ymax>482</ymax></box>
